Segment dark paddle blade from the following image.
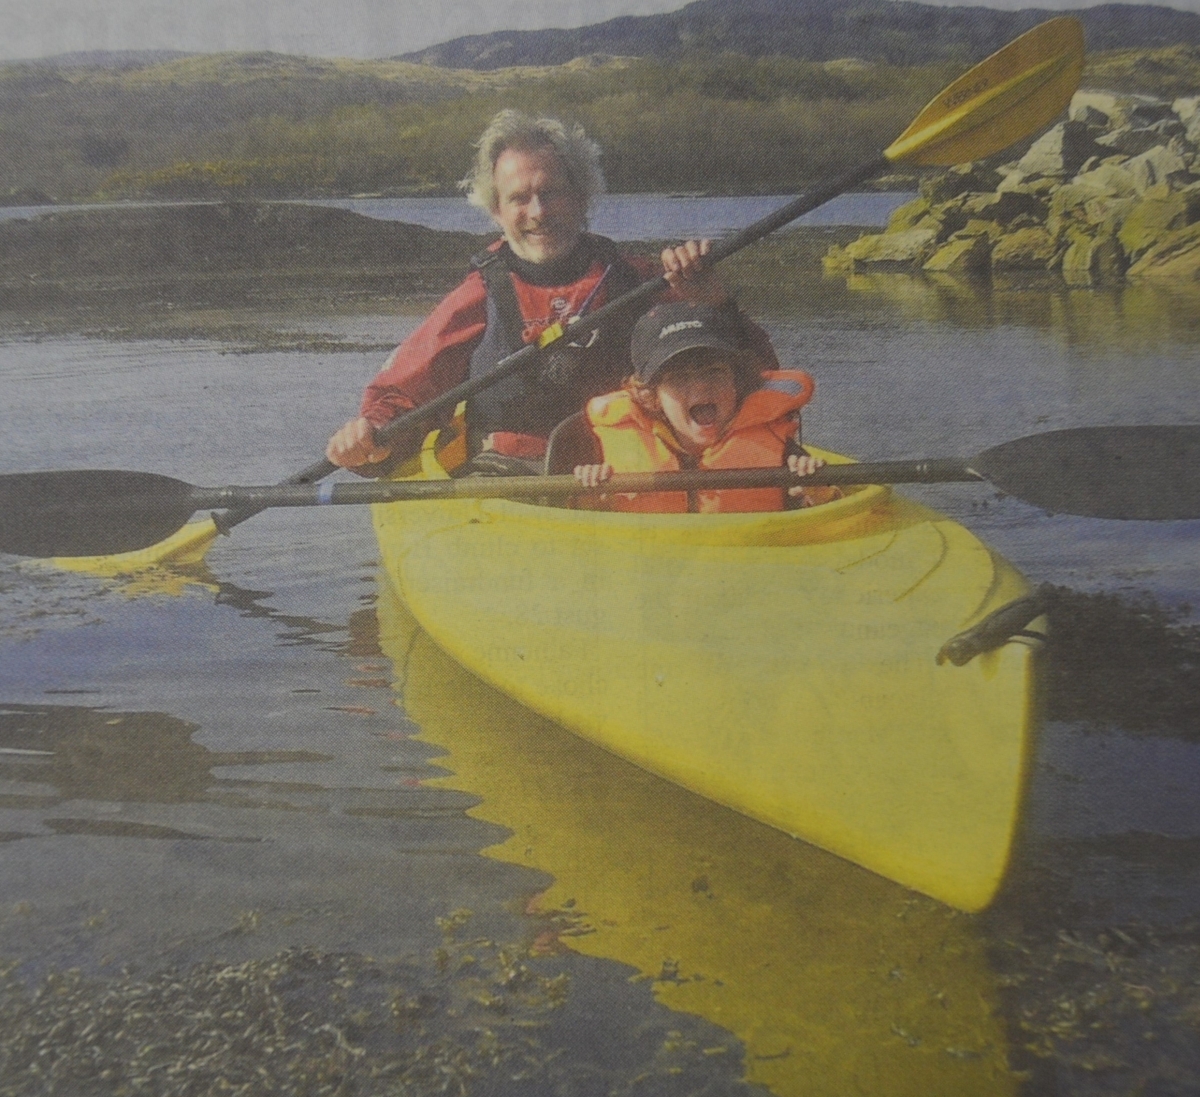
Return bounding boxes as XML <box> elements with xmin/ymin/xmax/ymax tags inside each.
<box><xmin>973</xmin><ymin>426</ymin><xmax>1200</xmax><ymax>521</ymax></box>
<box><xmin>0</xmin><ymin>471</ymin><xmax>200</xmax><ymax>558</ymax></box>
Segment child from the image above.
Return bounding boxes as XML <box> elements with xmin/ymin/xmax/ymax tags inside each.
<box><xmin>573</xmin><ymin>301</ymin><xmax>834</xmax><ymax>513</ymax></box>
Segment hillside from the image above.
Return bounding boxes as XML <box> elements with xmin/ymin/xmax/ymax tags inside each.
<box><xmin>1</xmin><ymin>4</ymin><xmax>1199</xmax><ymax>204</ymax></box>
<box><xmin>398</xmin><ymin>0</ymin><xmax>1200</xmax><ymax>69</ymax></box>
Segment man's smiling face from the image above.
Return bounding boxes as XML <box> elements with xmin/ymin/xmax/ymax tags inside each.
<box><xmin>491</xmin><ymin>144</ymin><xmax>588</xmax><ymax>264</ymax></box>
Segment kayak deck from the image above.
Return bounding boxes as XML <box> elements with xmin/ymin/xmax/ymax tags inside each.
<box><xmin>373</xmin><ymin>470</ymin><xmax>1041</xmax><ymax>911</ymax></box>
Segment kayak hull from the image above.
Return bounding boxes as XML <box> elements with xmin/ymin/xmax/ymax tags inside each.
<box><xmin>372</xmin><ymin>463</ymin><xmax>1041</xmax><ymax>911</ymax></box>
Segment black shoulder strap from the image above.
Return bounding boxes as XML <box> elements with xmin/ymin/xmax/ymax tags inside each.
<box><xmin>585</xmin><ymin>234</ymin><xmax>641</xmax><ymax>296</ymax></box>
<box><xmin>471</xmin><ymin>244</ymin><xmax>527</xmax><ymax>355</ymax></box>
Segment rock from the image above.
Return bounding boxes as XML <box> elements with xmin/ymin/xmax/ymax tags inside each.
<box><xmin>1071</xmin><ymin>104</ymin><xmax>1111</xmax><ymax>128</ymax></box>
<box><xmin>919</xmin><ymin>164</ymin><xmax>1002</xmax><ymax>204</ymax></box>
<box><xmin>1117</xmin><ymin>187</ymin><xmax>1194</xmax><ymax>262</ymax></box>
<box><xmin>1071</xmin><ymin>161</ymin><xmax>1138</xmax><ymax>198</ymax></box>
<box><xmin>1148</xmin><ymin>117</ymin><xmax>1187</xmax><ymax>141</ymax></box>
<box><xmin>1096</xmin><ymin>125</ymin><xmax>1181</xmax><ymax>158</ymax></box>
<box><xmin>1128</xmin><ymin>101</ymin><xmax>1177</xmax><ymax>128</ymax></box>
<box><xmin>952</xmin><ymin>218</ymin><xmax>1006</xmax><ymax>242</ymax></box>
<box><xmin>824</xmin><ymin>86</ymin><xmax>1200</xmax><ymax>288</ymax></box>
<box><xmin>922</xmin><ymin>235</ymin><xmax>991</xmax><ymax>275</ymax></box>
<box><xmin>1125</xmin><ymin>146</ymin><xmax>1189</xmax><ymax>194</ymax></box>
<box><xmin>922</xmin><ymin>195</ymin><xmax>972</xmax><ymax>241</ymax></box>
<box><xmin>837</xmin><ymin>227</ymin><xmax>938</xmax><ymax>268</ymax></box>
<box><xmin>821</xmin><ymin>244</ymin><xmax>855</xmax><ymax>275</ymax></box>
<box><xmin>1174</xmin><ymin>96</ymin><xmax>1200</xmax><ymax>124</ymax></box>
<box><xmin>886</xmin><ymin>196</ymin><xmax>933</xmax><ymax>233</ymax></box>
<box><xmin>991</xmin><ymin>226</ymin><xmax>1057</xmax><ymax>271</ymax></box>
<box><xmin>1172</xmin><ymin>97</ymin><xmax>1200</xmax><ymax>144</ymax></box>
<box><xmin>1184</xmin><ymin>113</ymin><xmax>1200</xmax><ymax>149</ymax></box>
<box><xmin>1070</xmin><ymin>91</ymin><xmax>1121</xmax><ymax>125</ymax></box>
<box><xmin>1048</xmin><ymin>181</ymin><xmax>1116</xmax><ymax>239</ymax></box>
<box><xmin>959</xmin><ymin>189</ymin><xmax>1046</xmax><ymax>225</ymax></box>
<box><xmin>997</xmin><ymin>175</ymin><xmax>1059</xmax><ymax>198</ymax></box>
<box><xmin>1015</xmin><ymin>121</ymin><xmax>1102</xmax><ymax>178</ymax></box>
<box><xmin>1062</xmin><ymin>231</ymin><xmax>1123</xmax><ymax>286</ymax></box>
<box><xmin>1083</xmin><ymin>194</ymin><xmax>1137</xmax><ymax>237</ymax></box>
<box><xmin>1126</xmin><ymin>221</ymin><xmax>1200</xmax><ymax>280</ymax></box>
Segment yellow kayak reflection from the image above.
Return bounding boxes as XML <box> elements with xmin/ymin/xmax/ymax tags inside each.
<box><xmin>45</xmin><ymin>517</ymin><xmax>220</xmax><ymax>596</ymax></box>
<box><xmin>377</xmin><ymin>578</ymin><xmax>1017</xmax><ymax>1097</ymax></box>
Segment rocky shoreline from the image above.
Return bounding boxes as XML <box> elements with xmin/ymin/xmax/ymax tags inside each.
<box><xmin>824</xmin><ymin>90</ymin><xmax>1200</xmax><ymax>285</ymax></box>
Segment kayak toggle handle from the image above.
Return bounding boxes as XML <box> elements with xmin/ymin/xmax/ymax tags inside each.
<box><xmin>937</xmin><ymin>586</ymin><xmax>1054</xmax><ymax>666</ymax></box>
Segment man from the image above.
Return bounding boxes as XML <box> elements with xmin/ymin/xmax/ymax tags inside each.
<box><xmin>326</xmin><ymin>109</ymin><xmax>775</xmax><ymax>473</ymax></box>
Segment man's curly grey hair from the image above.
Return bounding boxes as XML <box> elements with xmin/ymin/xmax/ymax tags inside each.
<box><xmin>461</xmin><ymin>109</ymin><xmax>606</xmax><ymax>214</ymax></box>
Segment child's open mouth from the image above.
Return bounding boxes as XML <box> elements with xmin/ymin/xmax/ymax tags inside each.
<box><xmin>689</xmin><ymin>403</ymin><xmax>719</xmax><ymax>426</ymax></box>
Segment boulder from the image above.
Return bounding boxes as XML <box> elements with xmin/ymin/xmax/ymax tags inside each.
<box><xmin>1126</xmin><ymin>221</ymin><xmax>1200</xmax><ymax>281</ymax></box>
<box><xmin>959</xmin><ymin>189</ymin><xmax>1046</xmax><ymax>225</ymax></box>
<box><xmin>1116</xmin><ymin>187</ymin><xmax>1193</xmax><ymax>262</ymax></box>
<box><xmin>990</xmin><ymin>226</ymin><xmax>1057</xmax><ymax>271</ymax></box>
<box><xmin>1083</xmin><ymin>194</ymin><xmax>1136</xmax><ymax>232</ymax></box>
<box><xmin>1128</xmin><ymin>101</ymin><xmax>1177</xmax><ymax>128</ymax></box>
<box><xmin>1071</xmin><ymin>104</ymin><xmax>1111</xmax><ymax>128</ymax></box>
<box><xmin>1070</xmin><ymin>91</ymin><xmax>1120</xmax><ymax>125</ymax></box>
<box><xmin>997</xmin><ymin>176</ymin><xmax>1058</xmax><ymax>198</ymax></box>
<box><xmin>1125</xmin><ymin>146</ymin><xmax>1189</xmax><ymax>194</ymax></box>
<box><xmin>1014</xmin><ymin>121</ymin><xmax>1102</xmax><ymax>178</ymax></box>
<box><xmin>1048</xmin><ymin>180</ymin><xmax>1115</xmax><ymax>239</ymax></box>
<box><xmin>923</xmin><ymin>195</ymin><xmax>972</xmax><ymax>241</ymax></box>
<box><xmin>1071</xmin><ymin>92</ymin><xmax>1172</xmax><ymax>130</ymax></box>
<box><xmin>1172</xmin><ymin>96</ymin><xmax>1200</xmax><ymax>144</ymax></box>
<box><xmin>825</xmin><ymin>225</ymin><xmax>936</xmax><ymax>270</ymax></box>
<box><xmin>951</xmin><ymin>218</ymin><xmax>1006</xmax><ymax>242</ymax></box>
<box><xmin>923</xmin><ymin>235</ymin><xmax>991</xmax><ymax>275</ymax></box>
<box><xmin>1071</xmin><ymin>161</ymin><xmax>1138</xmax><ymax>198</ymax></box>
<box><xmin>919</xmin><ymin>164</ymin><xmax>1002</xmax><ymax>204</ymax></box>
<box><xmin>886</xmin><ymin>196</ymin><xmax>933</xmax><ymax>233</ymax></box>
<box><xmin>1096</xmin><ymin>124</ymin><xmax>1182</xmax><ymax>157</ymax></box>
<box><xmin>824</xmin><ymin>88</ymin><xmax>1200</xmax><ymax>287</ymax></box>
<box><xmin>1174</xmin><ymin>96</ymin><xmax>1200</xmax><ymax>124</ymax></box>
<box><xmin>1185</xmin><ymin>113</ymin><xmax>1200</xmax><ymax>149</ymax></box>
<box><xmin>1061</xmin><ymin>231</ymin><xmax>1123</xmax><ymax>286</ymax></box>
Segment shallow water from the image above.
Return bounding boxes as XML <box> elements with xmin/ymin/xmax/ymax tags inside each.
<box><xmin>2</xmin><ymin>243</ymin><xmax>1200</xmax><ymax>1095</ymax></box>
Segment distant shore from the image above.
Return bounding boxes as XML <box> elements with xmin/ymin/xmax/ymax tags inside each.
<box><xmin>0</xmin><ymin>201</ymin><xmax>862</xmax><ymax>345</ymax></box>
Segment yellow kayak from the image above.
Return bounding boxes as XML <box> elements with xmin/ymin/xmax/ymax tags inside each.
<box><xmin>372</xmin><ymin>446</ymin><xmax>1043</xmax><ymax>912</ymax></box>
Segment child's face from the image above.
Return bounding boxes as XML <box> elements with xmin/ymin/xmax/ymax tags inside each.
<box><xmin>655</xmin><ymin>354</ymin><xmax>740</xmax><ymax>454</ymax></box>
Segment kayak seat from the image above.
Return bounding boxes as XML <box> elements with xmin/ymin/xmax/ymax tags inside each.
<box><xmin>544</xmin><ymin>413</ymin><xmax>603</xmax><ymax>475</ymax></box>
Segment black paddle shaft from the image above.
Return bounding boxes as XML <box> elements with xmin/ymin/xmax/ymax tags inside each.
<box><xmin>4</xmin><ymin>426</ymin><xmax>1199</xmax><ymax>559</ymax></box>
<box><xmin>213</xmin><ymin>157</ymin><xmax>890</xmax><ymax>534</ymax></box>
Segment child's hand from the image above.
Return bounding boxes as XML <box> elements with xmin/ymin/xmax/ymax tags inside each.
<box><xmin>574</xmin><ymin>463</ymin><xmax>613</xmax><ymax>489</ymax></box>
<box><xmin>787</xmin><ymin>453</ymin><xmax>826</xmax><ymax>498</ymax></box>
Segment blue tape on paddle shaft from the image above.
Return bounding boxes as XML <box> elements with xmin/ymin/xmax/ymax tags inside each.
<box><xmin>317</xmin><ymin>482</ymin><xmax>336</xmax><ymax>505</ymax></box>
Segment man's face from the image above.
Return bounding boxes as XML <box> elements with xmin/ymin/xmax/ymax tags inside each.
<box><xmin>491</xmin><ymin>145</ymin><xmax>587</xmax><ymax>264</ymax></box>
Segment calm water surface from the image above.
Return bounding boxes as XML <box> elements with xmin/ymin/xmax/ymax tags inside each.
<box><xmin>0</xmin><ymin>191</ymin><xmax>911</xmax><ymax>238</ymax></box>
<box><xmin>1</xmin><ymin>212</ymin><xmax>1200</xmax><ymax>1094</ymax></box>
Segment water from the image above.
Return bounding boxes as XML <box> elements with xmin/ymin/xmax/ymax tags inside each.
<box><xmin>0</xmin><ymin>190</ymin><xmax>912</xmax><ymax>237</ymax></box>
<box><xmin>304</xmin><ymin>192</ymin><xmax>914</xmax><ymax>239</ymax></box>
<box><xmin>1</xmin><ymin>206</ymin><xmax>1200</xmax><ymax>1094</ymax></box>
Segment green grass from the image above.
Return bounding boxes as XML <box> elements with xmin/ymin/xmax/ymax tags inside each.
<box><xmin>0</xmin><ymin>46</ymin><xmax>1193</xmax><ymax>204</ymax></box>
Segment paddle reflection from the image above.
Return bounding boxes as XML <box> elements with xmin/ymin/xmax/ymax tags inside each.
<box><xmin>377</xmin><ymin>576</ymin><xmax>1017</xmax><ymax>1097</ymax></box>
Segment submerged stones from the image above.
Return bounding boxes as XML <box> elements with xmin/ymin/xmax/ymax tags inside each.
<box><xmin>825</xmin><ymin>89</ymin><xmax>1200</xmax><ymax>285</ymax></box>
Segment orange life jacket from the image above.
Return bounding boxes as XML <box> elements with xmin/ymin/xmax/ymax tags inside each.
<box><xmin>584</xmin><ymin>370</ymin><xmax>815</xmax><ymax>513</ymax></box>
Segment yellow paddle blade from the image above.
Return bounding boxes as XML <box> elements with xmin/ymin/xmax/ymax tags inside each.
<box><xmin>51</xmin><ymin>517</ymin><xmax>219</xmax><ymax>577</ymax></box>
<box><xmin>884</xmin><ymin>16</ymin><xmax>1085</xmax><ymax>167</ymax></box>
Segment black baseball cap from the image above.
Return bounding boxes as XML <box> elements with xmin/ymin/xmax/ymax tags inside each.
<box><xmin>630</xmin><ymin>302</ymin><xmax>744</xmax><ymax>383</ymax></box>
